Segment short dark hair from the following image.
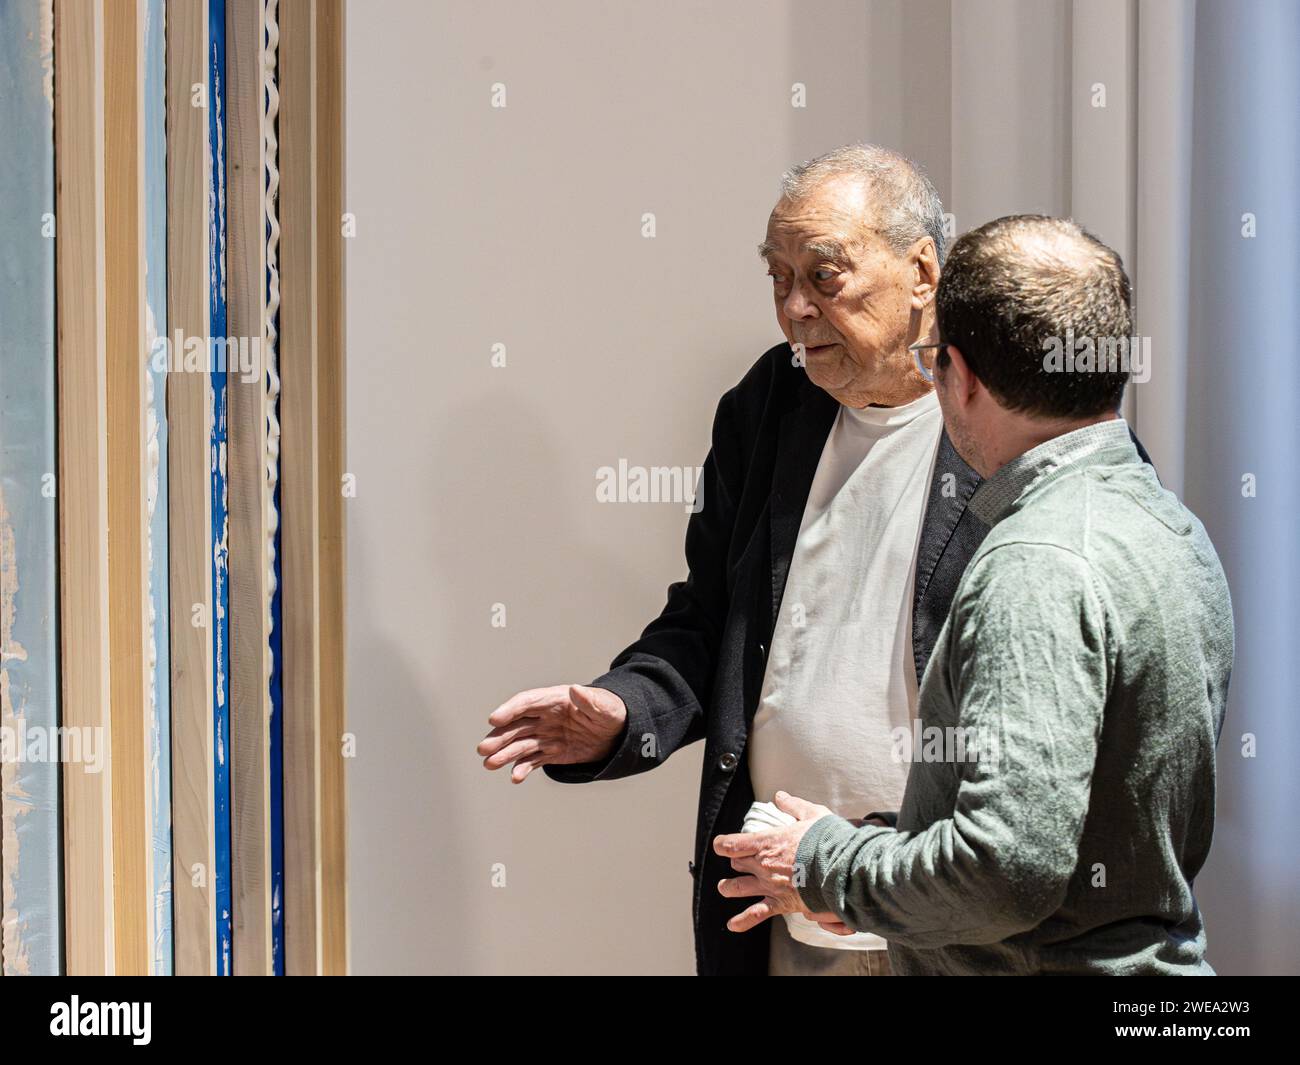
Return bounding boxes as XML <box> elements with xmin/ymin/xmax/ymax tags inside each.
<box><xmin>935</xmin><ymin>215</ymin><xmax>1133</xmax><ymax>418</ymax></box>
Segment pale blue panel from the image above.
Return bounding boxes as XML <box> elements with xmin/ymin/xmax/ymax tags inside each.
<box><xmin>0</xmin><ymin>0</ymin><xmax>61</xmax><ymax>977</ymax></box>
<box><xmin>145</xmin><ymin>0</ymin><xmax>174</xmax><ymax>977</ymax></box>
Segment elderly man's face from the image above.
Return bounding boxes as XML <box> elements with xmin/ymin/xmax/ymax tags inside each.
<box><xmin>763</xmin><ymin>175</ymin><xmax>932</xmax><ymax>407</ymax></box>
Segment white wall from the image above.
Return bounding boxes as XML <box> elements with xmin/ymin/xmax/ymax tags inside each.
<box><xmin>344</xmin><ymin>0</ymin><xmax>951</xmax><ymax>974</ymax></box>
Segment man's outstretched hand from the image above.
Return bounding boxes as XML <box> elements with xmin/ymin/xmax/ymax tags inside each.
<box><xmin>479</xmin><ymin>684</ymin><xmax>628</xmax><ymax>783</ymax></box>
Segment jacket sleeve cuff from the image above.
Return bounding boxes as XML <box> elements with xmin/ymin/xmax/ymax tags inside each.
<box><xmin>541</xmin><ymin>672</ymin><xmax>652</xmax><ymax>784</ymax></box>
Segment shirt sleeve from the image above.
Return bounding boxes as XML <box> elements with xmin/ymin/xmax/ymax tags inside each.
<box><xmin>795</xmin><ymin>541</ymin><xmax>1112</xmax><ymax>949</ymax></box>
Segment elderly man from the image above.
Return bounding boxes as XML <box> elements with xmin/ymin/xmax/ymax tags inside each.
<box><xmin>715</xmin><ymin>215</ymin><xmax>1233</xmax><ymax>975</ymax></box>
<box><xmin>480</xmin><ymin>145</ymin><xmax>1134</xmax><ymax>976</ymax></box>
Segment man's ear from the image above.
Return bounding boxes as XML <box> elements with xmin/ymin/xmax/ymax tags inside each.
<box><xmin>911</xmin><ymin>238</ymin><xmax>940</xmax><ymax>310</ymax></box>
<box><xmin>942</xmin><ymin>344</ymin><xmax>979</xmax><ymax>409</ymax></box>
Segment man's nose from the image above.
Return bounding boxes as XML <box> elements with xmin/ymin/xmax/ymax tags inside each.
<box><xmin>783</xmin><ymin>281</ymin><xmax>820</xmax><ymax>320</ymax></box>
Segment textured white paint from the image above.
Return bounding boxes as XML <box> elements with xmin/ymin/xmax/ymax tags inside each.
<box><xmin>263</xmin><ymin>0</ymin><xmax>282</xmax><ymax>711</ymax></box>
<box><xmin>38</xmin><ymin>0</ymin><xmax>53</xmax><ymax>112</ymax></box>
<box><xmin>0</xmin><ymin>488</ymin><xmax>32</xmax><ymax>975</ymax></box>
<box><xmin>145</xmin><ymin>301</ymin><xmax>162</xmax><ymax>838</ymax></box>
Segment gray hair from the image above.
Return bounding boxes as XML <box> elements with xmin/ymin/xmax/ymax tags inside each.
<box><xmin>779</xmin><ymin>143</ymin><xmax>947</xmax><ymax>264</ymax></box>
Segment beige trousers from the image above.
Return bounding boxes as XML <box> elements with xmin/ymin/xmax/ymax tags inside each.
<box><xmin>768</xmin><ymin>917</ymin><xmax>894</xmax><ymax>976</ymax></box>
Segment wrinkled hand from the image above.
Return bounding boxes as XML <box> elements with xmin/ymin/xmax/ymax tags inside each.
<box><xmin>713</xmin><ymin>791</ymin><xmax>837</xmax><ymax>933</ymax></box>
<box><xmin>478</xmin><ymin>684</ymin><xmax>627</xmax><ymax>783</ymax></box>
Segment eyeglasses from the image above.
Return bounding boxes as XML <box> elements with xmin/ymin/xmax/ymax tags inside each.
<box><xmin>908</xmin><ymin>339</ymin><xmax>950</xmax><ymax>383</ymax></box>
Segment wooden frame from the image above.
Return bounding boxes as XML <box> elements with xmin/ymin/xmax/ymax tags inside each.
<box><xmin>105</xmin><ymin>0</ymin><xmax>152</xmax><ymax>977</ymax></box>
<box><xmin>165</xmin><ymin>0</ymin><xmax>217</xmax><ymax>977</ymax></box>
<box><xmin>55</xmin><ymin>0</ymin><xmax>116</xmax><ymax>976</ymax></box>
<box><xmin>279</xmin><ymin>0</ymin><xmax>323</xmax><ymax>977</ymax></box>
<box><xmin>315</xmin><ymin>0</ymin><xmax>349</xmax><ymax>978</ymax></box>
<box><xmin>278</xmin><ymin>0</ymin><xmax>348</xmax><ymax>977</ymax></box>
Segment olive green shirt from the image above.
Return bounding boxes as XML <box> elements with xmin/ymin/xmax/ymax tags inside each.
<box><xmin>795</xmin><ymin>419</ymin><xmax>1235</xmax><ymax>975</ymax></box>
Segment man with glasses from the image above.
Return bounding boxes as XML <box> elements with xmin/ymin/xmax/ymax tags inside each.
<box><xmin>715</xmin><ymin>215</ymin><xmax>1233</xmax><ymax>975</ymax></box>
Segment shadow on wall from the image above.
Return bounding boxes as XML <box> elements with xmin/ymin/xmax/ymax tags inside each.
<box><xmin>350</xmin><ymin>385</ymin><xmax>701</xmax><ymax>974</ymax></box>
<box><xmin>346</xmin><ymin>539</ymin><xmax>473</xmax><ymax>974</ymax></box>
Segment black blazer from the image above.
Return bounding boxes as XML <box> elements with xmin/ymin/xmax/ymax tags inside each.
<box><xmin>546</xmin><ymin>341</ymin><xmax>1145</xmax><ymax>975</ymax></box>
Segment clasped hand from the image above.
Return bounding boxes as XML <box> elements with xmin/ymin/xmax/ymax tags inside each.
<box><xmin>712</xmin><ymin>790</ymin><xmax>853</xmax><ymax>936</ymax></box>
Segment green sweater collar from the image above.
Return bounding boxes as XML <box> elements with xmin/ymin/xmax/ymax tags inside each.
<box><xmin>970</xmin><ymin>418</ymin><xmax>1137</xmax><ymax>526</ymax></box>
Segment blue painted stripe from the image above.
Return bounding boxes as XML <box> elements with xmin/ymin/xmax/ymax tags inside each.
<box><xmin>208</xmin><ymin>0</ymin><xmax>233</xmax><ymax>976</ymax></box>
<box><xmin>0</xmin><ymin>0</ymin><xmax>61</xmax><ymax>978</ymax></box>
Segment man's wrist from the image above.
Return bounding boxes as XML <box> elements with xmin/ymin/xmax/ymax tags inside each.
<box><xmin>794</xmin><ymin>813</ymin><xmax>847</xmax><ymax>914</ymax></box>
